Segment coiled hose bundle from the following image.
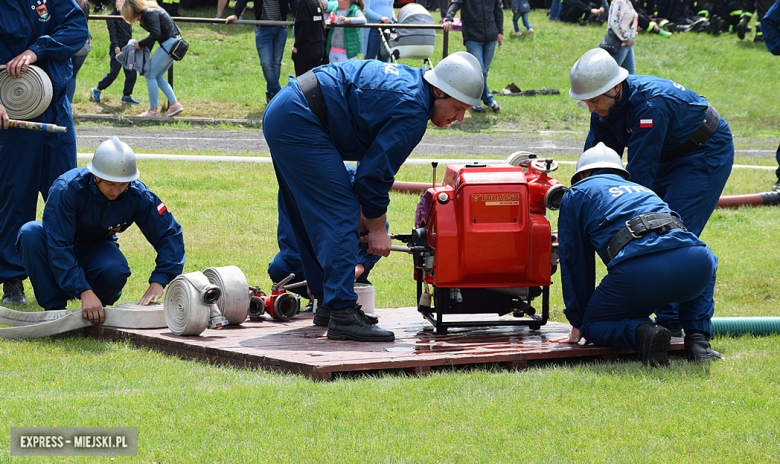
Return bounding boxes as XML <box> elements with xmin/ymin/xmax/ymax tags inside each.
<box><xmin>0</xmin><ymin>65</ymin><xmax>53</xmax><ymax>119</ymax></box>
<box><xmin>164</xmin><ymin>271</ymin><xmax>225</xmax><ymax>336</ymax></box>
<box><xmin>203</xmin><ymin>266</ymin><xmax>250</xmax><ymax>325</ymax></box>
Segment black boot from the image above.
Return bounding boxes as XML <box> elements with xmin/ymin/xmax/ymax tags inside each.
<box><xmin>314</xmin><ymin>302</ymin><xmax>378</xmax><ymax>326</ymax></box>
<box><xmin>754</xmin><ymin>24</ymin><xmax>764</xmax><ymax>42</ymax></box>
<box><xmin>327</xmin><ymin>305</ymin><xmax>394</xmax><ymax>342</ymax></box>
<box><xmin>636</xmin><ymin>321</ymin><xmax>671</xmax><ymax>367</ymax></box>
<box><xmin>774</xmin><ymin>179</ymin><xmax>780</xmax><ymax>191</ymax></box>
<box><xmin>737</xmin><ymin>13</ymin><xmax>751</xmax><ymax>39</ymax></box>
<box><xmin>684</xmin><ymin>332</ymin><xmax>722</xmax><ymax>361</ymax></box>
<box><xmin>2</xmin><ymin>278</ymin><xmax>27</xmax><ymax>305</ymax></box>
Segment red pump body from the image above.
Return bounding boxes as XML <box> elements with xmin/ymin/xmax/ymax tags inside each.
<box><xmin>407</xmin><ymin>160</ymin><xmax>563</xmax><ymax>333</ymax></box>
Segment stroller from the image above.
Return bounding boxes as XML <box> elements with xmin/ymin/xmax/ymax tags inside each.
<box><xmin>379</xmin><ymin>3</ymin><xmax>436</xmax><ymax>69</ymax></box>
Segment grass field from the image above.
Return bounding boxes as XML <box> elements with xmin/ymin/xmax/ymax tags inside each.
<box><xmin>2</xmin><ymin>6</ymin><xmax>780</xmax><ymax>463</ymax></box>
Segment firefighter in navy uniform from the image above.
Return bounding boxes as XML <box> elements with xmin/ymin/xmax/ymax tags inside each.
<box><xmin>263</xmin><ymin>52</ymin><xmax>484</xmax><ymax>342</ymax></box>
<box><xmin>16</xmin><ymin>137</ymin><xmax>185</xmax><ymax>325</ymax></box>
<box><xmin>569</xmin><ymin>48</ymin><xmax>734</xmax><ymax>336</ymax></box>
<box><xmin>0</xmin><ymin>0</ymin><xmax>89</xmax><ymax>306</ymax></box>
<box><xmin>761</xmin><ymin>0</ymin><xmax>780</xmax><ymax>190</ymax></box>
<box><xmin>555</xmin><ymin>143</ymin><xmax>721</xmax><ymax>366</ymax></box>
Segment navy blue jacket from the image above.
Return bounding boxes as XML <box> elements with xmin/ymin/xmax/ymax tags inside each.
<box><xmin>584</xmin><ymin>75</ymin><xmax>720</xmax><ymax>189</ymax></box>
<box><xmin>42</xmin><ymin>168</ymin><xmax>185</xmax><ymax>297</ymax></box>
<box><xmin>313</xmin><ymin>60</ymin><xmax>433</xmax><ymax>219</ymax></box>
<box><xmin>558</xmin><ymin>172</ymin><xmax>705</xmax><ymax>328</ymax></box>
<box><xmin>1</xmin><ymin>0</ymin><xmax>89</xmax><ymax>98</ymax></box>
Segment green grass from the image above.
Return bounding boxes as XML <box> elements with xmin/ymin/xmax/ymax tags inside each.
<box><xmin>3</xmin><ymin>6</ymin><xmax>780</xmax><ymax>463</ymax></box>
<box><xmin>72</xmin><ymin>8</ymin><xmax>780</xmax><ymax>137</ymax></box>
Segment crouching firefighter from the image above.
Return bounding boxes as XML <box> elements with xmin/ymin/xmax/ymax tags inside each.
<box><xmin>262</xmin><ymin>52</ymin><xmax>484</xmax><ymax>342</ymax></box>
<box><xmin>554</xmin><ymin>143</ymin><xmax>722</xmax><ymax>366</ymax></box>
<box><xmin>16</xmin><ymin>137</ymin><xmax>185</xmax><ymax>325</ymax></box>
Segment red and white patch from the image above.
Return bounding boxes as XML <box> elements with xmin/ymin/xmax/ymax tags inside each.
<box><xmin>156</xmin><ymin>202</ymin><xmax>167</xmax><ymax>215</ymax></box>
<box><xmin>639</xmin><ymin>118</ymin><xmax>654</xmax><ymax>128</ymax></box>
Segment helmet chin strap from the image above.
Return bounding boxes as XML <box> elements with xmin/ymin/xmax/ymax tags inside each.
<box><xmin>604</xmin><ymin>84</ymin><xmax>622</xmax><ymax>106</ymax></box>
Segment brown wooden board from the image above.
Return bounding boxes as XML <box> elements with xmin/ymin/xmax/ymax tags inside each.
<box><xmin>85</xmin><ymin>307</ymin><xmax>684</xmax><ymax>380</ymax></box>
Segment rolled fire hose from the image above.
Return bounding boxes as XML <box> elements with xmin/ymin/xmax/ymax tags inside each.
<box><xmin>203</xmin><ymin>265</ymin><xmax>250</xmax><ymax>325</ymax></box>
<box><xmin>0</xmin><ymin>302</ymin><xmax>166</xmax><ymax>340</ymax></box>
<box><xmin>164</xmin><ymin>271</ymin><xmax>227</xmax><ymax>336</ymax></box>
<box><xmin>711</xmin><ymin>317</ymin><xmax>780</xmax><ymax>336</ymax></box>
<box><xmin>0</xmin><ymin>65</ymin><xmax>53</xmax><ymax>120</ymax></box>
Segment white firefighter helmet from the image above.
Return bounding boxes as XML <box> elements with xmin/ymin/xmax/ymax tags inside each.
<box><xmin>423</xmin><ymin>51</ymin><xmax>483</xmax><ymax>107</ymax></box>
<box><xmin>571</xmin><ymin>142</ymin><xmax>630</xmax><ymax>184</ymax></box>
<box><xmin>87</xmin><ymin>136</ymin><xmax>140</xmax><ymax>183</ymax></box>
<box><xmin>569</xmin><ymin>48</ymin><xmax>629</xmax><ymax>101</ymax></box>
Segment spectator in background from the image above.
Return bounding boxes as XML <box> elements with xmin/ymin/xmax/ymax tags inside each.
<box><xmin>122</xmin><ymin>0</ymin><xmax>185</xmax><ymax>117</ymax></box>
<box><xmin>560</xmin><ymin>0</ymin><xmax>607</xmax><ymax>25</ymax></box>
<box><xmin>92</xmin><ymin>0</ymin><xmax>141</xmax><ymax>105</ymax></box>
<box><xmin>67</xmin><ymin>0</ymin><xmax>92</xmax><ymax>102</ymax></box>
<box><xmin>442</xmin><ymin>0</ymin><xmax>503</xmax><ymax>113</ymax></box>
<box><xmin>761</xmin><ymin>0</ymin><xmax>780</xmax><ymax>190</ymax></box>
<box><xmin>0</xmin><ymin>0</ymin><xmax>88</xmax><ymax>306</ymax></box>
<box><xmin>157</xmin><ymin>0</ymin><xmax>180</xmax><ymax>17</ymax></box>
<box><xmin>512</xmin><ymin>0</ymin><xmax>534</xmax><ymax>36</ymax></box>
<box><xmin>292</xmin><ymin>0</ymin><xmax>328</xmax><ymax>75</ymax></box>
<box><xmin>227</xmin><ymin>0</ymin><xmax>289</xmax><ymax>103</ymax></box>
<box><xmin>363</xmin><ymin>0</ymin><xmax>395</xmax><ymax>62</ymax></box>
<box><xmin>326</xmin><ymin>0</ymin><xmax>366</xmax><ymax>63</ymax></box>
<box><xmin>217</xmin><ymin>0</ymin><xmax>246</xmax><ymax>20</ymax></box>
<box><xmin>608</xmin><ymin>0</ymin><xmax>638</xmax><ymax>74</ymax></box>
<box><xmin>550</xmin><ymin>0</ymin><xmax>562</xmax><ymax>20</ymax></box>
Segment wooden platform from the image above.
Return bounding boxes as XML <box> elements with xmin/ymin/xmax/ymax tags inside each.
<box><xmin>85</xmin><ymin>307</ymin><xmax>684</xmax><ymax>380</ymax></box>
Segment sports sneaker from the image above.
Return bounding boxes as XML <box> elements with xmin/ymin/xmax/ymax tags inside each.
<box><xmin>471</xmin><ymin>105</ymin><xmax>485</xmax><ymax>113</ymax></box>
<box><xmin>2</xmin><ymin>278</ymin><xmax>27</xmax><ymax>305</ymax></box>
<box><xmin>514</xmin><ymin>31</ymin><xmax>522</xmax><ymax>36</ymax></box>
<box><xmin>165</xmin><ymin>102</ymin><xmax>184</xmax><ymax>117</ymax></box>
<box><xmin>490</xmin><ymin>101</ymin><xmax>501</xmax><ymax>112</ymax></box>
<box><xmin>138</xmin><ymin>108</ymin><xmax>160</xmax><ymax>117</ymax></box>
<box><xmin>91</xmin><ymin>87</ymin><xmax>101</xmax><ymax>103</ymax></box>
<box><xmin>121</xmin><ymin>95</ymin><xmax>140</xmax><ymax>104</ymax></box>
<box><xmin>774</xmin><ymin>179</ymin><xmax>780</xmax><ymax>191</ymax></box>
<box><xmin>658</xmin><ymin>28</ymin><xmax>672</xmax><ymax>38</ymax></box>
<box><xmin>636</xmin><ymin>321</ymin><xmax>671</xmax><ymax>367</ymax></box>
<box><xmin>527</xmin><ymin>28</ymin><xmax>535</xmax><ymax>34</ymax></box>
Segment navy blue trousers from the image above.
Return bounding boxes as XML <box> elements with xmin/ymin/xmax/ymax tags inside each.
<box><xmin>580</xmin><ymin>245</ymin><xmax>717</xmax><ymax>351</ymax></box>
<box><xmin>16</xmin><ymin>222</ymin><xmax>131</xmax><ymax>310</ymax></box>
<box><xmin>263</xmin><ymin>80</ymin><xmax>361</xmax><ymax>310</ymax></box>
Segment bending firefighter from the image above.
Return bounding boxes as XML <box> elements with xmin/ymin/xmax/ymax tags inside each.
<box><xmin>263</xmin><ymin>52</ymin><xmax>483</xmax><ymax>342</ymax></box>
<box><xmin>16</xmin><ymin>137</ymin><xmax>185</xmax><ymax>325</ymax></box>
<box><xmin>555</xmin><ymin>143</ymin><xmax>721</xmax><ymax>366</ymax></box>
<box><xmin>569</xmin><ymin>48</ymin><xmax>734</xmax><ymax>335</ymax></box>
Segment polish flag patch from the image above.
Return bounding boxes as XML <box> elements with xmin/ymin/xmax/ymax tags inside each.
<box><xmin>639</xmin><ymin>118</ymin><xmax>654</xmax><ymax>128</ymax></box>
<box><xmin>156</xmin><ymin>202</ymin><xmax>167</xmax><ymax>215</ymax></box>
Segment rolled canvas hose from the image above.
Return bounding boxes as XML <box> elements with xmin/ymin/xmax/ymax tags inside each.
<box><xmin>0</xmin><ymin>65</ymin><xmax>53</xmax><ymax>120</ymax></box>
<box><xmin>203</xmin><ymin>265</ymin><xmax>250</xmax><ymax>325</ymax></box>
<box><xmin>164</xmin><ymin>272</ymin><xmax>219</xmax><ymax>336</ymax></box>
<box><xmin>0</xmin><ymin>302</ymin><xmax>166</xmax><ymax>340</ymax></box>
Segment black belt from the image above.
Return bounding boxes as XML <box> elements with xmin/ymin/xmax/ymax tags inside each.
<box><xmin>605</xmin><ymin>213</ymin><xmax>687</xmax><ymax>263</ymax></box>
<box><xmin>660</xmin><ymin>103</ymin><xmax>720</xmax><ymax>163</ymax></box>
<box><xmin>297</xmin><ymin>70</ymin><xmax>327</xmax><ymax>127</ymax></box>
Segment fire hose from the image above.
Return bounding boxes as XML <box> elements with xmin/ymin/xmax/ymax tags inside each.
<box><xmin>0</xmin><ymin>65</ymin><xmax>53</xmax><ymax>120</ymax></box>
<box><xmin>203</xmin><ymin>265</ymin><xmax>250</xmax><ymax>325</ymax></box>
<box><xmin>163</xmin><ymin>271</ymin><xmax>228</xmax><ymax>336</ymax></box>
<box><xmin>0</xmin><ymin>302</ymin><xmax>166</xmax><ymax>340</ymax></box>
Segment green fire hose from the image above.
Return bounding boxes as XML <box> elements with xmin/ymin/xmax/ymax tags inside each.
<box><xmin>711</xmin><ymin>317</ymin><xmax>780</xmax><ymax>336</ymax></box>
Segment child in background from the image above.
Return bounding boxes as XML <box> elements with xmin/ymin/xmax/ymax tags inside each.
<box><xmin>92</xmin><ymin>0</ymin><xmax>140</xmax><ymax>105</ymax></box>
<box><xmin>512</xmin><ymin>0</ymin><xmax>534</xmax><ymax>36</ymax></box>
<box><xmin>326</xmin><ymin>0</ymin><xmax>366</xmax><ymax>63</ymax></box>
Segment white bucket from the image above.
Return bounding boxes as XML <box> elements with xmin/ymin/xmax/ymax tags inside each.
<box><xmin>354</xmin><ymin>283</ymin><xmax>375</xmax><ymax>314</ymax></box>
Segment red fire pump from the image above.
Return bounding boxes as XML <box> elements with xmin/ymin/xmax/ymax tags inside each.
<box><xmin>394</xmin><ymin>155</ymin><xmax>566</xmax><ymax>333</ymax></box>
<box><xmin>248</xmin><ymin>273</ymin><xmax>305</xmax><ymax>321</ymax></box>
